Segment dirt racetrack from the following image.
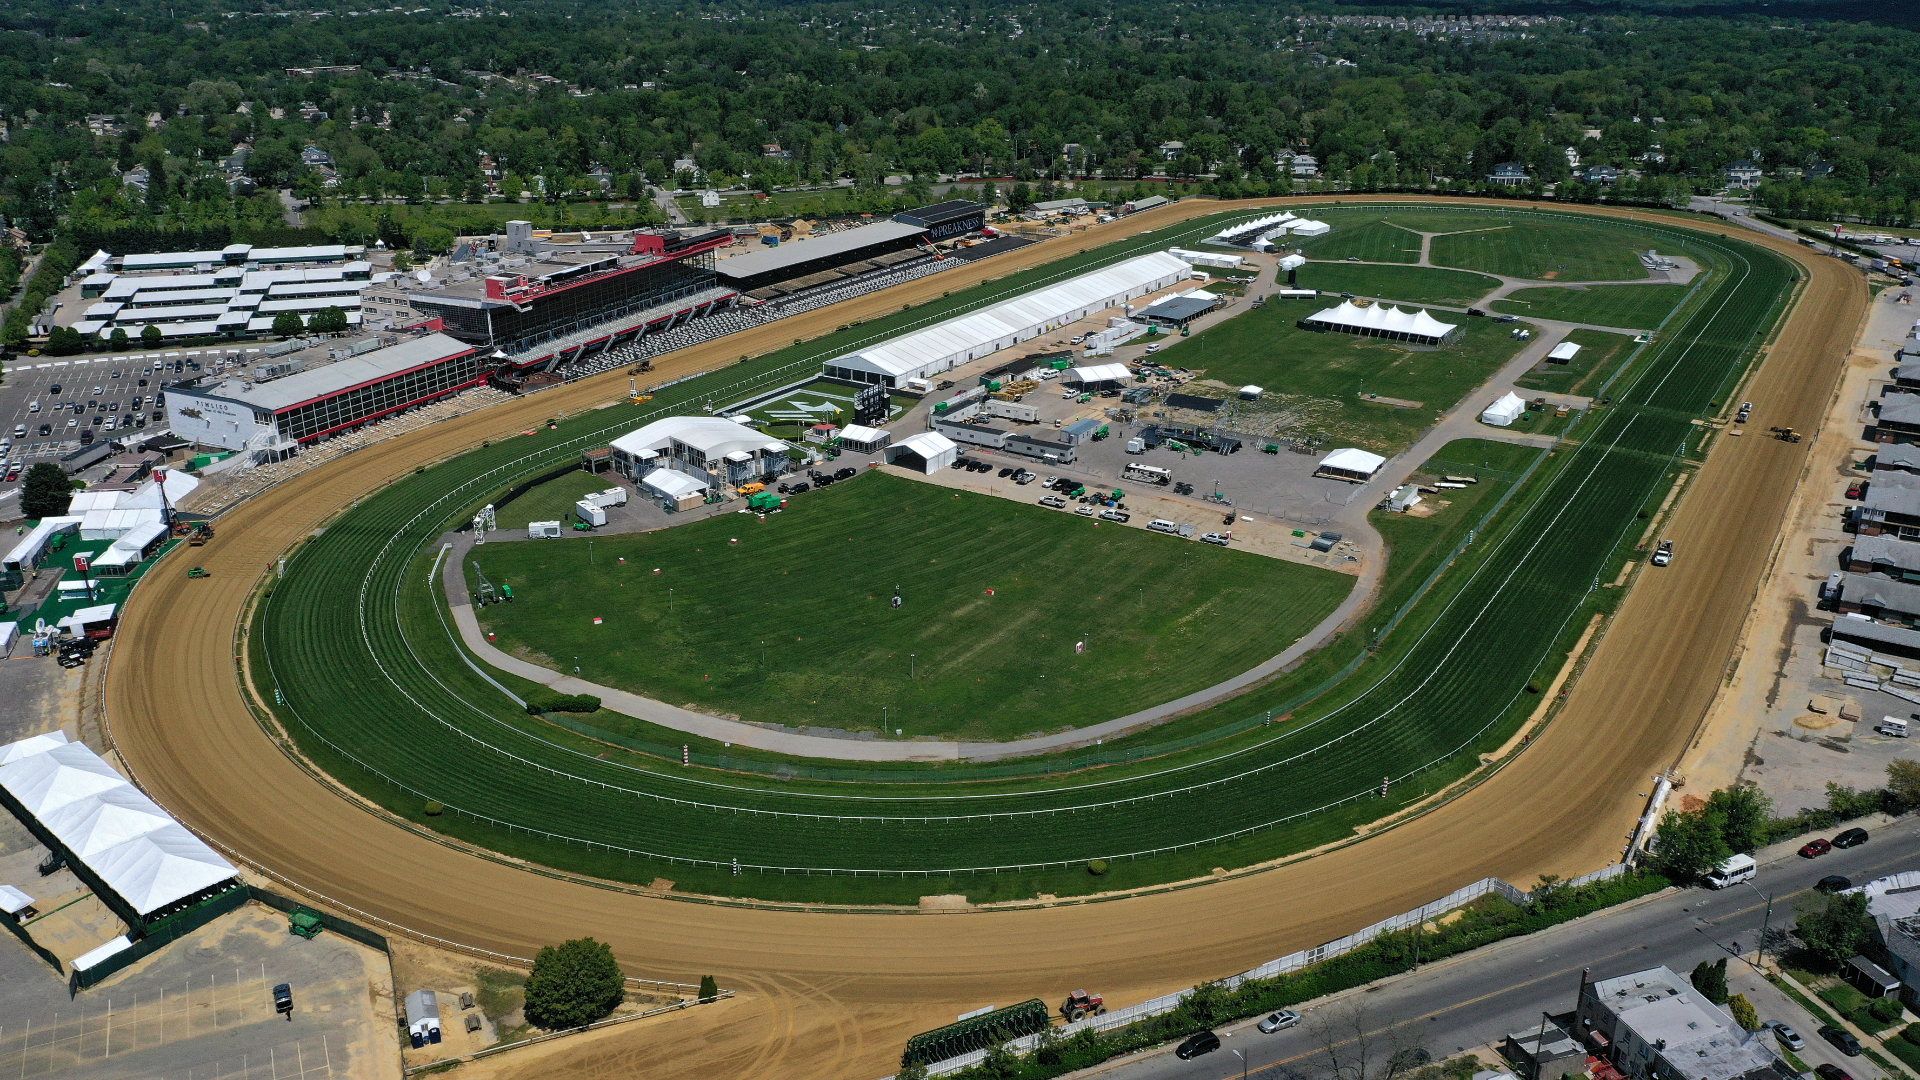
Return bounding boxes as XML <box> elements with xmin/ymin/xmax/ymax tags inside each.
<box><xmin>104</xmin><ymin>198</ymin><xmax>1862</xmax><ymax>1080</ymax></box>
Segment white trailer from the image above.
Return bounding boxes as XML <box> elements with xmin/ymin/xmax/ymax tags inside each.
<box><xmin>1124</xmin><ymin>463</ymin><xmax>1173</xmax><ymax>485</ymax></box>
<box><xmin>574</xmin><ymin>501</ymin><xmax>607</xmax><ymax>527</ymax></box>
<box><xmin>529</xmin><ymin>521</ymin><xmax>564</xmax><ymax>539</ymax></box>
<box><xmin>582</xmin><ymin>487</ymin><xmax>628</xmax><ymax>508</ymax></box>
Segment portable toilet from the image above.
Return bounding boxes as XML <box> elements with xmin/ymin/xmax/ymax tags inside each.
<box><xmin>406</xmin><ymin>990</ymin><xmax>443</xmax><ymax>1047</ymax></box>
<box><xmin>574</xmin><ymin>500</ymin><xmax>607</xmax><ymax>527</ymax></box>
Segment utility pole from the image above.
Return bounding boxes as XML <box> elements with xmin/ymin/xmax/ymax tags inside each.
<box><xmin>1741</xmin><ymin>880</ymin><xmax>1774</xmax><ymax>969</ymax></box>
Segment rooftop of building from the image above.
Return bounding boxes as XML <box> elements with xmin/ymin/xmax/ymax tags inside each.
<box><xmin>174</xmin><ymin>332</ymin><xmax>474</xmax><ymax>412</ymax></box>
<box><xmin>711</xmin><ymin>220</ymin><xmax>929</xmax><ymax>282</ymax></box>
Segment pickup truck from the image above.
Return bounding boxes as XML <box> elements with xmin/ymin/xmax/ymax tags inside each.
<box><xmin>1039</xmin><ymin>495</ymin><xmax>1068</xmax><ymax>509</ymax></box>
<box><xmin>1199</xmin><ymin>532</ymin><xmax>1231</xmax><ymax>546</ymax></box>
<box><xmin>1099</xmin><ymin>509</ymin><xmax>1130</xmax><ymax>523</ymax></box>
<box><xmin>1652</xmin><ymin>540</ymin><xmax>1674</xmax><ymax>567</ymax></box>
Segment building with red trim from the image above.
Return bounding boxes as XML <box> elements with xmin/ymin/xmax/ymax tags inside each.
<box><xmin>163</xmin><ymin>332</ymin><xmax>482</xmax><ymax>450</ymax></box>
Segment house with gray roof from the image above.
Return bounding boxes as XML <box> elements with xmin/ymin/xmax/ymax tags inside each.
<box><xmin>1858</xmin><ymin>470</ymin><xmax>1920</xmax><ymax>539</ymax></box>
<box><xmin>1838</xmin><ymin>571</ymin><xmax>1920</xmax><ymax>625</ymax></box>
<box><xmin>1848</xmin><ymin>534</ymin><xmax>1920</xmax><ymax>581</ymax></box>
<box><xmin>1876</xmin><ymin>394</ymin><xmax>1920</xmax><ymax>444</ymax></box>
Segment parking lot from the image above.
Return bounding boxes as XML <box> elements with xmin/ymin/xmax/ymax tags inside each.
<box><xmin>0</xmin><ymin>350</ymin><xmax>204</xmax><ymax>504</ymax></box>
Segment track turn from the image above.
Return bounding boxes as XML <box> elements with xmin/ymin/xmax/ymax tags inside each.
<box><xmin>104</xmin><ymin>199</ymin><xmax>1863</xmax><ymax>1079</ymax></box>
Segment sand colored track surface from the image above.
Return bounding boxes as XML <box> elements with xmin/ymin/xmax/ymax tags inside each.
<box><xmin>105</xmin><ymin>198</ymin><xmax>1862</xmax><ymax>1080</ymax></box>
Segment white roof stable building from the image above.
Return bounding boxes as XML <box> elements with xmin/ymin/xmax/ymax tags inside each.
<box><xmin>822</xmin><ymin>253</ymin><xmax>1189</xmax><ymax>389</ymax></box>
<box><xmin>885</xmin><ymin>431</ymin><xmax>959</xmax><ymax>474</ymax></box>
<box><xmin>1301</xmin><ymin>300</ymin><xmax>1461</xmax><ymax>346</ymax></box>
<box><xmin>1480</xmin><ymin>392</ymin><xmax>1527</xmax><ymax>427</ymax></box>
<box><xmin>0</xmin><ymin>731</ymin><xmax>239</xmax><ymax>926</ymax></box>
<box><xmin>1317</xmin><ymin>448</ymin><xmax>1386</xmax><ymax>482</ymax></box>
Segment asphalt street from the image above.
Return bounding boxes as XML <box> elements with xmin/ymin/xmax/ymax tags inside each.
<box><xmin>1093</xmin><ymin>815</ymin><xmax>1920</xmax><ymax>1080</ymax></box>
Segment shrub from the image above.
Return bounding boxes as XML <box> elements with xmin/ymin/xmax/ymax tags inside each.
<box><xmin>423</xmin><ymin>801</ymin><xmax>444</xmax><ymax>816</ymax></box>
<box><xmin>698</xmin><ymin>975</ymin><xmax>718</xmax><ymax>1002</ymax></box>
<box><xmin>1690</xmin><ymin>959</ymin><xmax>1729</xmax><ymax>1005</ymax></box>
<box><xmin>1870</xmin><ymin>996</ymin><xmax>1904</xmax><ymax>1023</ymax></box>
<box><xmin>1727</xmin><ymin>994</ymin><xmax>1759</xmax><ymax>1032</ymax></box>
<box><xmin>526</xmin><ymin>693</ymin><xmax>602</xmax><ymax>714</ymax></box>
<box><xmin>1087</xmin><ymin>859</ymin><xmax>1109</xmax><ymax>876</ymax></box>
<box><xmin>524</xmin><ymin>938</ymin><xmax>625</xmax><ymax>1029</ymax></box>
<box><xmin>1903</xmin><ymin>1022</ymin><xmax>1920</xmax><ymax>1046</ymax></box>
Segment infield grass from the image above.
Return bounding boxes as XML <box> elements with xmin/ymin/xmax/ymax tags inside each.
<box><xmin>1430</xmin><ymin>218</ymin><xmax>1653</xmax><ymax>281</ymax></box>
<box><xmin>1287</xmin><ymin>219</ymin><xmax>1423</xmax><ymax>264</ymax></box>
<box><xmin>1491</xmin><ymin>284</ymin><xmax>1692</xmax><ymax>328</ymax></box>
<box><xmin>495</xmin><ymin>471</ymin><xmax>618</xmax><ymax>529</ymax></box>
<box><xmin>1514</xmin><ymin>329</ymin><xmax>1638</xmax><ymax>397</ymax></box>
<box><xmin>472</xmin><ymin>471</ymin><xmax>1350</xmax><ymax>740</ymax></box>
<box><xmin>1291</xmin><ymin>264</ymin><xmax>1500</xmax><ymax>307</ymax></box>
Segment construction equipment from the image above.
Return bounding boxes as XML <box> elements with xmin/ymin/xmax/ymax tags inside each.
<box><xmin>185</xmin><ymin>522</ymin><xmax>214</xmax><ymax>546</ymax></box>
<box><xmin>1061</xmin><ymin>990</ymin><xmax>1109</xmax><ymax>1022</ymax></box>
<box><xmin>1769</xmin><ymin>426</ymin><xmax>1803</xmax><ymax>443</ymax></box>
<box><xmin>186</xmin><ymin>567</ymin><xmax>210</xmax><ymax>578</ymax></box>
<box><xmin>288</xmin><ymin>908</ymin><xmax>324</xmax><ymax>939</ymax></box>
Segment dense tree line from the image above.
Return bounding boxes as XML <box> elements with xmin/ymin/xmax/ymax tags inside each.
<box><xmin>3</xmin><ymin>0</ymin><xmax>1920</xmax><ymax>249</ymax></box>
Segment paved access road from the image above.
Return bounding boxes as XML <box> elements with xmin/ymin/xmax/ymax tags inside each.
<box><xmin>1091</xmin><ymin>818</ymin><xmax>1920</xmax><ymax>1080</ymax></box>
<box><xmin>101</xmin><ymin>198</ymin><xmax>1865</xmax><ymax>1080</ymax></box>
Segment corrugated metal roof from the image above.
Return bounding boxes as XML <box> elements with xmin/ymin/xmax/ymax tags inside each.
<box><xmin>185</xmin><ymin>333</ymin><xmax>472</xmax><ymax>413</ymax></box>
<box><xmin>713</xmin><ymin>221</ymin><xmax>928</xmax><ymax>281</ymax></box>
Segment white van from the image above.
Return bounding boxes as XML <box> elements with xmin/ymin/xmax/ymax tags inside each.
<box><xmin>1147</xmin><ymin>519</ymin><xmax>1181</xmax><ymax>535</ymax></box>
<box><xmin>28</xmin><ymin>401</ymin><xmax>39</xmax><ymax>413</ymax></box>
<box><xmin>1703</xmin><ymin>852</ymin><xmax>1757</xmax><ymax>889</ymax></box>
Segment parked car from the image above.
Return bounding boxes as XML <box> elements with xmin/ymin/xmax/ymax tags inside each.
<box><xmin>1820</xmin><ymin>1026</ymin><xmax>1862</xmax><ymax>1056</ymax></box>
<box><xmin>1833</xmin><ymin>827</ymin><xmax>1870</xmax><ymax>849</ymax></box>
<box><xmin>1014</xmin><ymin>471</ymin><xmax>1035</xmax><ymax>484</ymax></box>
<box><xmin>37</xmin><ymin>424</ymin><xmax>49</xmax><ymax>436</ymax></box>
<box><xmin>999</xmin><ymin>467</ymin><xmax>1014</xmax><ymax>478</ymax></box>
<box><xmin>1815</xmin><ymin>1063</ymin><xmax>1855</xmax><ymax>1080</ymax></box>
<box><xmin>1039</xmin><ymin>495</ymin><xmax>1067</xmax><ymax>508</ymax></box>
<box><xmin>1846</xmin><ymin>482</ymin><xmax>1865</xmax><ymax>500</ymax></box>
<box><xmin>1075</xmin><ymin>504</ymin><xmax>1097</xmax><ymax>516</ymax></box>
<box><xmin>1100</xmin><ymin>509</ymin><xmax>1130</xmax><ymax>523</ymax></box>
<box><xmin>1772</xmin><ymin>1024</ymin><xmax>1805</xmax><ymax>1051</ymax></box>
<box><xmin>788</xmin><ymin>482</ymin><xmax>810</xmax><ymax>494</ymax></box>
<box><xmin>1799</xmin><ymin>838</ymin><xmax>1832</xmax><ymax>858</ymax></box>
<box><xmin>1815</xmin><ymin>875</ymin><xmax>1853</xmax><ymax>893</ymax></box>
<box><xmin>1259</xmin><ymin>1010</ymin><xmax>1300</xmax><ymax>1033</ymax></box>
<box><xmin>1200</xmin><ymin>532</ymin><xmax>1231</xmax><ymax>546</ymax></box>
<box><xmin>1176</xmin><ymin>1032</ymin><xmax>1221</xmax><ymax>1059</ymax></box>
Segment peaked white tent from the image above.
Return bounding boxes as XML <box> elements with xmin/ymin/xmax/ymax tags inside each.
<box><xmin>1290</xmin><ymin>220</ymin><xmax>1332</xmax><ymax>237</ymax></box>
<box><xmin>1068</xmin><ymin>363</ymin><xmax>1131</xmax><ymax>387</ymax></box>
<box><xmin>1302</xmin><ymin>301</ymin><xmax>1460</xmax><ymax>346</ymax></box>
<box><xmin>42</xmin><ymin>784</ymin><xmax>176</xmax><ymax>858</ymax></box>
<box><xmin>0</xmin><ymin>742</ymin><xmax>132</xmax><ymax>817</ymax></box>
<box><xmin>1317</xmin><ymin>448</ymin><xmax>1387</xmax><ymax>482</ymax></box>
<box><xmin>885</xmin><ymin>432</ymin><xmax>959</xmax><ymax>474</ymax></box>
<box><xmin>0</xmin><ymin>729</ymin><xmax>68</xmax><ymax>765</ymax></box>
<box><xmin>1480</xmin><ymin>392</ymin><xmax>1527</xmax><ymax>427</ymax></box>
<box><xmin>88</xmin><ymin>825</ymin><xmax>242</xmax><ymax>917</ymax></box>
<box><xmin>1547</xmin><ymin>341</ymin><xmax>1582</xmax><ymax>362</ymax></box>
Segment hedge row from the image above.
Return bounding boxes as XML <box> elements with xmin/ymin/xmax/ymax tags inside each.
<box><xmin>526</xmin><ymin>693</ymin><xmax>603</xmax><ymax>715</ymax></box>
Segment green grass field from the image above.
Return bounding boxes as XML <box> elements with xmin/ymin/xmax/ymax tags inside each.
<box><xmin>1429</xmin><ymin>219</ymin><xmax>1653</xmax><ymax>281</ymax></box>
<box><xmin>472</xmin><ymin>471</ymin><xmax>1350</xmax><ymax>740</ymax></box>
<box><xmin>1287</xmin><ymin>219</ymin><xmax>1423</xmax><ymax>263</ymax></box>
<box><xmin>251</xmin><ymin>204</ymin><xmax>1795</xmax><ymax>902</ymax></box>
<box><xmin>1490</xmin><ymin>284</ymin><xmax>1692</xmax><ymax>328</ymax></box>
<box><xmin>1514</xmin><ymin>329</ymin><xmax>1639</xmax><ymax>396</ymax></box>
<box><xmin>1292</xmin><ymin>264</ymin><xmax>1500</xmax><ymax>306</ymax></box>
<box><xmin>1158</xmin><ymin>306</ymin><xmax>1530</xmax><ymax>456</ymax></box>
<box><xmin>495</xmin><ymin>471</ymin><xmax>618</xmax><ymax>529</ymax></box>
<box><xmin>736</xmin><ymin>378</ymin><xmax>911</xmax><ymax>437</ymax></box>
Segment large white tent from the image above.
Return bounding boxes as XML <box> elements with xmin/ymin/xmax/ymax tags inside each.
<box><xmin>885</xmin><ymin>432</ymin><xmax>959</xmax><ymax>474</ymax></box>
<box><xmin>1480</xmin><ymin>392</ymin><xmax>1527</xmax><ymax>427</ymax></box>
<box><xmin>1208</xmin><ymin>212</ymin><xmax>1297</xmax><ymax>245</ymax></box>
<box><xmin>1068</xmin><ymin>363</ymin><xmax>1131</xmax><ymax>387</ymax></box>
<box><xmin>0</xmin><ymin>732</ymin><xmax>238</xmax><ymax>920</ymax></box>
<box><xmin>1317</xmin><ymin>448</ymin><xmax>1387</xmax><ymax>482</ymax></box>
<box><xmin>822</xmin><ymin>253</ymin><xmax>1189</xmax><ymax>388</ymax></box>
<box><xmin>1302</xmin><ymin>300</ymin><xmax>1460</xmax><ymax>346</ymax></box>
<box><xmin>1547</xmin><ymin>341</ymin><xmax>1582</xmax><ymax>363</ymax></box>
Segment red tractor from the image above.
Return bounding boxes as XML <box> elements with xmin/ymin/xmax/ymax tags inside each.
<box><xmin>1061</xmin><ymin>990</ymin><xmax>1107</xmax><ymax>1022</ymax></box>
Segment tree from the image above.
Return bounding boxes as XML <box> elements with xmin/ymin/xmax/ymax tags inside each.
<box><xmin>309</xmin><ymin>307</ymin><xmax>349</xmax><ymax>334</ymax></box>
<box><xmin>1726</xmin><ymin>994</ymin><xmax>1759</xmax><ymax>1031</ymax></box>
<box><xmin>522</xmin><ymin>937</ymin><xmax>625</xmax><ymax>1030</ymax></box>
<box><xmin>1690</xmin><ymin>959</ymin><xmax>1728</xmax><ymax>1005</ymax></box>
<box><xmin>1652</xmin><ymin>807</ymin><xmax>1730</xmax><ymax>881</ymax></box>
<box><xmin>1706</xmin><ymin>786</ymin><xmax>1772</xmax><ymax>853</ymax></box>
<box><xmin>1797</xmin><ymin>891</ymin><xmax>1875</xmax><ymax>970</ymax></box>
<box><xmin>1007</xmin><ymin>182</ymin><xmax>1033</xmax><ymax>212</ymax></box>
<box><xmin>698</xmin><ymin>975</ymin><xmax>718</xmax><ymax>1002</ymax></box>
<box><xmin>1887</xmin><ymin>759</ymin><xmax>1920</xmax><ymax>810</ymax></box>
<box><xmin>109</xmin><ymin>327</ymin><xmax>128</xmax><ymax>351</ymax></box>
<box><xmin>141</xmin><ymin>324</ymin><xmax>163</xmax><ymax>347</ymax></box>
<box><xmin>271</xmin><ymin>312</ymin><xmax>304</xmax><ymax>338</ymax></box>
<box><xmin>21</xmin><ymin>463</ymin><xmax>74</xmax><ymax>520</ymax></box>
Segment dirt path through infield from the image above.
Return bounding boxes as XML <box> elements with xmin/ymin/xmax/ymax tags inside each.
<box><xmin>103</xmin><ymin>198</ymin><xmax>1862</xmax><ymax>1080</ymax></box>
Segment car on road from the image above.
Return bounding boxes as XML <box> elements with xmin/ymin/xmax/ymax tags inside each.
<box><xmin>1039</xmin><ymin>495</ymin><xmax>1067</xmax><ymax>508</ymax></box>
<box><xmin>1833</xmin><ymin>827</ymin><xmax>1870</xmax><ymax>849</ymax></box>
<box><xmin>1815</xmin><ymin>1064</ymin><xmax>1855</xmax><ymax>1080</ymax></box>
<box><xmin>1258</xmin><ymin>1010</ymin><xmax>1300</xmax><ymax>1033</ymax></box>
<box><xmin>1339</xmin><ymin>291</ymin><xmax>1356</xmax><ymax>298</ymax></box>
<box><xmin>1771</xmin><ymin>1023</ymin><xmax>1805</xmax><ymax>1051</ymax></box>
<box><xmin>1652</xmin><ymin>540</ymin><xmax>1673</xmax><ymax>567</ymax></box>
<box><xmin>1820</xmin><ymin>1026</ymin><xmax>1863</xmax><ymax>1055</ymax></box>
<box><xmin>1800</xmin><ymin>838</ymin><xmax>1832</xmax><ymax>858</ymax></box>
<box><xmin>1495</xmin><ymin>314</ymin><xmax>1521</xmax><ymax>323</ymax></box>
<box><xmin>1815</xmin><ymin>875</ymin><xmax>1853</xmax><ymax>893</ymax></box>
<box><xmin>1175</xmin><ymin>1031</ymin><xmax>1221</xmax><ymax>1059</ymax></box>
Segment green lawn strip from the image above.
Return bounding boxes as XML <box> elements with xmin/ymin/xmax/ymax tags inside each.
<box><xmin>1287</xmin><ymin>219</ymin><xmax>1424</xmax><ymax>264</ymax></box>
<box><xmin>1291</xmin><ymin>263</ymin><xmax>1502</xmax><ymax>306</ymax></box>
<box><xmin>473</xmin><ymin>472</ymin><xmax>1351</xmax><ymax>741</ymax></box>
<box><xmin>493</xmin><ymin>471</ymin><xmax>621</xmax><ymax>529</ymax></box>
<box><xmin>1885</xmin><ymin>1036</ymin><xmax>1920</xmax><ymax>1072</ymax></box>
<box><xmin>1490</xmin><ymin>284</ymin><xmax>1693</xmax><ymax>329</ymax></box>
<box><xmin>932</xmin><ymin>872</ymin><xmax>1673</xmax><ymax>1078</ymax></box>
<box><xmin>1149</xmin><ymin>306</ymin><xmax>1529</xmax><ymax>458</ymax></box>
<box><xmin>1430</xmin><ymin>217</ymin><xmax>1656</xmax><ymax>282</ymax></box>
<box><xmin>1514</xmin><ymin>329</ymin><xmax>1637</xmax><ymax>396</ymax></box>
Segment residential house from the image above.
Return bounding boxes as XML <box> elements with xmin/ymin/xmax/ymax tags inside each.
<box><xmin>1848</xmin><ymin>871</ymin><xmax>1920</xmax><ymax>1011</ymax></box>
<box><xmin>1486</xmin><ymin>162</ymin><xmax>1530</xmax><ymax>187</ymax></box>
<box><xmin>1157</xmin><ymin>141</ymin><xmax>1186</xmax><ymax>161</ymax></box>
<box><xmin>761</xmin><ymin>143</ymin><xmax>791</xmax><ymax>160</ymax></box>
<box><xmin>1806</xmin><ymin>161</ymin><xmax>1835</xmax><ymax>181</ymax></box>
<box><xmin>1846</xmin><ymin>533</ymin><xmax>1920</xmax><ymax>581</ymax></box>
<box><xmin>1290</xmin><ymin>155</ymin><xmax>1319</xmax><ymax>178</ymax></box>
<box><xmin>300</xmin><ymin>146</ymin><xmax>332</xmax><ymax>168</ymax></box>
<box><xmin>1583</xmin><ymin>128</ymin><xmax>1605</xmax><ymax>140</ymax></box>
<box><xmin>1640</xmin><ymin>145</ymin><xmax>1667</xmax><ymax>165</ymax></box>
<box><xmin>586</xmin><ymin>164</ymin><xmax>613</xmax><ymax>190</ymax></box>
<box><xmin>1836</xmin><ymin>572</ymin><xmax>1920</xmax><ymax>624</ymax></box>
<box><xmin>1877</xmin><ymin>443</ymin><xmax>1920</xmax><ymax>475</ymax></box>
<box><xmin>1724</xmin><ymin>161</ymin><xmax>1763</xmax><ymax>189</ymax></box>
<box><xmin>1564</xmin><ymin>146</ymin><xmax>1581</xmax><ymax>168</ymax></box>
<box><xmin>1858</xmin><ymin>469</ymin><xmax>1920</xmax><ymax>539</ymax></box>
<box><xmin>1584</xmin><ymin>165</ymin><xmax>1621</xmax><ymax>185</ymax></box>
<box><xmin>85</xmin><ymin>114</ymin><xmax>122</xmax><ymax>138</ymax></box>
<box><xmin>1877</xmin><ymin>394</ymin><xmax>1920</xmax><ymax>444</ymax></box>
<box><xmin>122</xmin><ymin>165</ymin><xmax>152</xmax><ymax>193</ymax></box>
<box><xmin>1575</xmin><ymin>966</ymin><xmax>1794</xmax><ymax>1080</ymax></box>
<box><xmin>297</xmin><ymin>102</ymin><xmax>328</xmax><ymax>122</ymax></box>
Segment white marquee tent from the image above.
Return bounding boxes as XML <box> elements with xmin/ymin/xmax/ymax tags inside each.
<box><xmin>885</xmin><ymin>432</ymin><xmax>959</xmax><ymax>474</ymax></box>
<box><xmin>1068</xmin><ymin>363</ymin><xmax>1131</xmax><ymax>387</ymax></box>
<box><xmin>1317</xmin><ymin>447</ymin><xmax>1387</xmax><ymax>482</ymax></box>
<box><xmin>1303</xmin><ymin>300</ymin><xmax>1460</xmax><ymax>346</ymax></box>
<box><xmin>1208</xmin><ymin>212</ymin><xmax>1297</xmax><ymax>245</ymax></box>
<box><xmin>822</xmin><ymin>253</ymin><xmax>1189</xmax><ymax>388</ymax></box>
<box><xmin>1480</xmin><ymin>392</ymin><xmax>1527</xmax><ymax>427</ymax></box>
<box><xmin>1548</xmin><ymin>341</ymin><xmax>1582</xmax><ymax>362</ymax></box>
<box><xmin>641</xmin><ymin>469</ymin><xmax>708</xmax><ymax>500</ymax></box>
<box><xmin>0</xmin><ymin>732</ymin><xmax>238</xmax><ymax>919</ymax></box>
<box><xmin>1289</xmin><ymin>220</ymin><xmax>1332</xmax><ymax>237</ymax></box>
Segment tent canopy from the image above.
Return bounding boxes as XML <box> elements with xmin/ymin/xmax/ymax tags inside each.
<box><xmin>640</xmin><ymin>469</ymin><xmax>708</xmax><ymax>499</ymax></box>
<box><xmin>1069</xmin><ymin>363</ymin><xmax>1131</xmax><ymax>384</ymax></box>
<box><xmin>885</xmin><ymin>432</ymin><xmax>958</xmax><ymax>474</ymax></box>
<box><xmin>1548</xmin><ymin>341</ymin><xmax>1582</xmax><ymax>361</ymax></box>
<box><xmin>1305</xmin><ymin>300</ymin><xmax>1458</xmax><ymax>342</ymax></box>
<box><xmin>42</xmin><ymin>784</ymin><xmax>177</xmax><ymax>859</ymax></box>
<box><xmin>1480</xmin><ymin>391</ymin><xmax>1527</xmax><ymax>427</ymax></box>
<box><xmin>1319</xmin><ymin>448</ymin><xmax>1386</xmax><ymax>477</ymax></box>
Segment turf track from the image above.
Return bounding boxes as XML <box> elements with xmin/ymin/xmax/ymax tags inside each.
<box><xmin>257</xmin><ymin>210</ymin><xmax>1792</xmax><ymax>892</ymax></box>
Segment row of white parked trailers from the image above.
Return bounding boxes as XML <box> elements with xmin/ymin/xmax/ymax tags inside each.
<box><xmin>529</xmin><ymin>487</ymin><xmax>630</xmax><ymax>536</ymax></box>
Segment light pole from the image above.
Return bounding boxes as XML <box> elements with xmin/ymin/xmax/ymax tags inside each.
<box><xmin>1739</xmin><ymin>879</ymin><xmax>1774</xmax><ymax>969</ymax></box>
<box><xmin>1232</xmin><ymin>1048</ymin><xmax>1249</xmax><ymax>1080</ymax></box>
